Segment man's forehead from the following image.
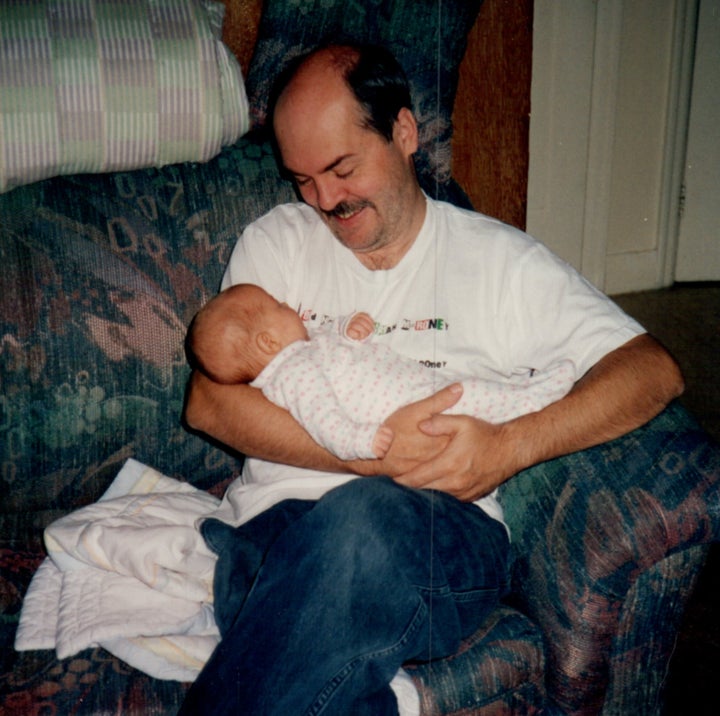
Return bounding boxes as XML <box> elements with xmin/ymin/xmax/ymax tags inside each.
<box><xmin>274</xmin><ymin>83</ymin><xmax>369</xmax><ymax>174</ymax></box>
<box><xmin>275</xmin><ymin>64</ymin><xmax>353</xmax><ymax>122</ymax></box>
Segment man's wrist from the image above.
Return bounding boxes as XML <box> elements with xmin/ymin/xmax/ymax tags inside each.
<box><xmin>344</xmin><ymin>457</ymin><xmax>382</xmax><ymax>477</ymax></box>
<box><xmin>497</xmin><ymin>413</ymin><xmax>548</xmax><ymax>478</ymax></box>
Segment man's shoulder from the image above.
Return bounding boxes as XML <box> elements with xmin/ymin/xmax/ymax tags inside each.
<box><xmin>429</xmin><ymin>197</ymin><xmax>538</xmax><ymax>253</ymax></box>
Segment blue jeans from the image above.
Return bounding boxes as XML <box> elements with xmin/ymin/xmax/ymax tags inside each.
<box><xmin>179</xmin><ymin>477</ymin><xmax>510</xmax><ymax>715</ymax></box>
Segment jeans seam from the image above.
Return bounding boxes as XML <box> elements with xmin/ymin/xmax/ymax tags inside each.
<box><xmin>305</xmin><ymin>599</ymin><xmax>428</xmax><ymax>716</ymax></box>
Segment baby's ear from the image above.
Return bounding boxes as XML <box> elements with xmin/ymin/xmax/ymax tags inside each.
<box><xmin>256</xmin><ymin>331</ymin><xmax>280</xmax><ymax>356</ymax></box>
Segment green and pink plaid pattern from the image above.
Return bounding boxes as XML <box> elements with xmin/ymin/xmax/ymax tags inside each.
<box><xmin>0</xmin><ymin>0</ymin><xmax>249</xmax><ymax>193</ymax></box>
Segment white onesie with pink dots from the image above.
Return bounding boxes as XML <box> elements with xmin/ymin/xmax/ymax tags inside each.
<box><xmin>251</xmin><ymin>315</ymin><xmax>575</xmax><ymax>460</ymax></box>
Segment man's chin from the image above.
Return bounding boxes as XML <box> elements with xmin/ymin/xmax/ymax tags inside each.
<box><xmin>327</xmin><ymin>219</ymin><xmax>378</xmax><ymax>252</ymax></box>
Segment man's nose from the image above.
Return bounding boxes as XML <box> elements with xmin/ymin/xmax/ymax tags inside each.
<box><xmin>314</xmin><ymin>176</ymin><xmax>345</xmax><ymax>213</ymax></box>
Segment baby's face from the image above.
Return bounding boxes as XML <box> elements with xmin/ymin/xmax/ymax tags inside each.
<box><xmin>264</xmin><ymin>295</ymin><xmax>309</xmax><ymax>345</ymax></box>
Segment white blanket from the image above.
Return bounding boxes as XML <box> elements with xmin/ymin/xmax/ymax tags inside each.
<box><xmin>15</xmin><ymin>459</ymin><xmax>222</xmax><ymax>681</ymax></box>
<box><xmin>14</xmin><ymin>459</ymin><xmax>420</xmax><ymax>715</ymax></box>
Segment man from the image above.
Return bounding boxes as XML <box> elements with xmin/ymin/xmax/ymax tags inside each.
<box><xmin>181</xmin><ymin>44</ymin><xmax>683</xmax><ymax>715</ymax></box>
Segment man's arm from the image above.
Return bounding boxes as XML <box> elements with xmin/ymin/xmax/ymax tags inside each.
<box><xmin>393</xmin><ymin>334</ymin><xmax>685</xmax><ymax>502</ymax></box>
<box><xmin>184</xmin><ymin>370</ymin><xmax>343</xmax><ymax>471</ymax></box>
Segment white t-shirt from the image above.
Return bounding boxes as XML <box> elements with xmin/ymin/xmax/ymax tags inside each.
<box><xmin>215</xmin><ymin>197</ymin><xmax>644</xmax><ymax>527</ymax></box>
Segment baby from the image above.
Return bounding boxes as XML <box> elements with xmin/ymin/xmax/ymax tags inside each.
<box><xmin>187</xmin><ymin>284</ymin><xmax>575</xmax><ymax>460</ymax></box>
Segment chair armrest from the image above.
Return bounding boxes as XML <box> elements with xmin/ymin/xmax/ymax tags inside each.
<box><xmin>498</xmin><ymin>401</ymin><xmax>720</xmax><ymax>712</ymax></box>
<box><xmin>603</xmin><ymin>543</ymin><xmax>708</xmax><ymax>713</ymax></box>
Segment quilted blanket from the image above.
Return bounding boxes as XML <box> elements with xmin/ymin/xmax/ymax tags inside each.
<box><xmin>15</xmin><ymin>459</ymin><xmax>221</xmax><ymax>682</ymax></box>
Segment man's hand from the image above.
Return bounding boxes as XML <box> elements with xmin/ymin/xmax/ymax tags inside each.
<box><xmin>355</xmin><ymin>383</ymin><xmax>463</xmax><ymax>476</ymax></box>
<box><xmin>393</xmin><ymin>415</ymin><xmax>516</xmax><ymax>502</ymax></box>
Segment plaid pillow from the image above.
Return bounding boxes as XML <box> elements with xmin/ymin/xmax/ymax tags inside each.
<box><xmin>0</xmin><ymin>0</ymin><xmax>249</xmax><ymax>193</ymax></box>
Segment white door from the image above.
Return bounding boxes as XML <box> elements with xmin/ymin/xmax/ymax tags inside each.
<box><xmin>675</xmin><ymin>0</ymin><xmax>720</xmax><ymax>281</ymax></box>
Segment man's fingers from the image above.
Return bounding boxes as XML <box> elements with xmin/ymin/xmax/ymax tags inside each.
<box><xmin>394</xmin><ymin>459</ymin><xmax>441</xmax><ymax>489</ymax></box>
<box><xmin>395</xmin><ymin>458</ymin><xmax>472</xmax><ymax>500</ymax></box>
<box><xmin>418</xmin><ymin>414</ymin><xmax>459</xmax><ymax>437</ymax></box>
<box><xmin>414</xmin><ymin>383</ymin><xmax>463</xmax><ymax>416</ymax></box>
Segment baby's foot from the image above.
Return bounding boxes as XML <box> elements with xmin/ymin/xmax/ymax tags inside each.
<box><xmin>372</xmin><ymin>424</ymin><xmax>395</xmax><ymax>458</ymax></box>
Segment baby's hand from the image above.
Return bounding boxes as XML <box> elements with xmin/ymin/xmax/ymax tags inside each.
<box><xmin>372</xmin><ymin>424</ymin><xmax>395</xmax><ymax>458</ymax></box>
<box><xmin>345</xmin><ymin>312</ymin><xmax>375</xmax><ymax>341</ymax></box>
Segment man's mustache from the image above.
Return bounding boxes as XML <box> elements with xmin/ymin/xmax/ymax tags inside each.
<box><xmin>324</xmin><ymin>200</ymin><xmax>372</xmax><ymax>219</ymax></box>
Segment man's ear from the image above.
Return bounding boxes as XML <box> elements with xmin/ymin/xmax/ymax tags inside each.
<box><xmin>394</xmin><ymin>107</ymin><xmax>419</xmax><ymax>156</ymax></box>
<box><xmin>256</xmin><ymin>331</ymin><xmax>280</xmax><ymax>356</ymax></box>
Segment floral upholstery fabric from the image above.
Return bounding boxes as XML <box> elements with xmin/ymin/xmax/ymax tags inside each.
<box><xmin>0</xmin><ymin>133</ymin><xmax>284</xmax><ymax>714</ymax></box>
<box><xmin>406</xmin><ymin>606</ymin><xmax>546</xmax><ymax>715</ymax></box>
<box><xmin>499</xmin><ymin>402</ymin><xmax>720</xmax><ymax>714</ymax></box>
<box><xmin>0</xmin><ymin>133</ymin><xmax>292</xmax><ymax>514</ymax></box>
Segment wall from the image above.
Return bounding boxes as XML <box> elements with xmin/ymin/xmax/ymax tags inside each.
<box><xmin>527</xmin><ymin>0</ymin><xmax>698</xmax><ymax>294</ymax></box>
<box><xmin>674</xmin><ymin>0</ymin><xmax>720</xmax><ymax>281</ymax></box>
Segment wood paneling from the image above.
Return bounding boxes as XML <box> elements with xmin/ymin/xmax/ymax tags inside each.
<box><xmin>453</xmin><ymin>0</ymin><xmax>533</xmax><ymax>229</ymax></box>
<box><xmin>220</xmin><ymin>0</ymin><xmax>262</xmax><ymax>75</ymax></box>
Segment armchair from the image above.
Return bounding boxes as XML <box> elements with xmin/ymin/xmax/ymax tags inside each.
<box><xmin>1</xmin><ymin>1</ymin><xmax>718</xmax><ymax>714</ymax></box>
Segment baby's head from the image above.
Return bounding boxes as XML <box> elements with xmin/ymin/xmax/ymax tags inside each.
<box><xmin>187</xmin><ymin>284</ymin><xmax>308</xmax><ymax>384</ymax></box>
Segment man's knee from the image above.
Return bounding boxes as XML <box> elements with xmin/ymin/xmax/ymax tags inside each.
<box><xmin>306</xmin><ymin>479</ymin><xmax>419</xmax><ymax>563</ymax></box>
